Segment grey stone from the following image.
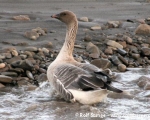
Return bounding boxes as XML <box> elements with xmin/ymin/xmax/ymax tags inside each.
<box><xmin>91</xmin><ymin>58</ymin><xmax>111</xmax><ymax>69</ymax></box>
<box><xmin>0</xmin><ymin>75</ymin><xmax>13</xmax><ymax>83</ymax></box>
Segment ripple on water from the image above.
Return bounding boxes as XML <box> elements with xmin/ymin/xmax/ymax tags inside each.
<box><xmin>0</xmin><ymin>69</ymin><xmax>150</xmax><ymax>120</ymax></box>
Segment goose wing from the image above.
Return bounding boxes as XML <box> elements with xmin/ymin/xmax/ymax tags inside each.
<box><xmin>53</xmin><ymin>63</ymin><xmax>122</xmax><ymax>92</ymax></box>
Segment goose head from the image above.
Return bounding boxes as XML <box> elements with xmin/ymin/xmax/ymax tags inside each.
<box><xmin>51</xmin><ymin>10</ymin><xmax>77</xmax><ymax>25</ymax></box>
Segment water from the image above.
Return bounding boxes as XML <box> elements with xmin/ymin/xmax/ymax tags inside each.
<box><xmin>0</xmin><ymin>68</ymin><xmax>150</xmax><ymax>120</ymax></box>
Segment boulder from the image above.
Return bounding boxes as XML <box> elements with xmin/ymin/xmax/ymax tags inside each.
<box><xmin>135</xmin><ymin>24</ymin><xmax>150</xmax><ymax>35</ymax></box>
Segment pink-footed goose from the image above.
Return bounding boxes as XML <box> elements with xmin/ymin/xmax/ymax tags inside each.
<box><xmin>47</xmin><ymin>10</ymin><xmax>122</xmax><ymax>104</ymax></box>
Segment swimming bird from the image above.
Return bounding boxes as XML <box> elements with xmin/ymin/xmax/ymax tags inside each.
<box><xmin>47</xmin><ymin>10</ymin><xmax>122</xmax><ymax>104</ymax></box>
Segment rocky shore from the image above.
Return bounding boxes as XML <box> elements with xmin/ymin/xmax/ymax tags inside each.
<box><xmin>0</xmin><ymin>15</ymin><xmax>150</xmax><ymax>90</ymax></box>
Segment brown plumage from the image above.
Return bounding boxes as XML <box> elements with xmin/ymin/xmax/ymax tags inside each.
<box><xmin>47</xmin><ymin>10</ymin><xmax>122</xmax><ymax>104</ymax></box>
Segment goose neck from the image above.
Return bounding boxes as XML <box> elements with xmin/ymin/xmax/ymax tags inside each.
<box><xmin>57</xmin><ymin>21</ymin><xmax>78</xmax><ymax>60</ymax></box>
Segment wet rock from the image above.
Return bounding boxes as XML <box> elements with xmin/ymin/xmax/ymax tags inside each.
<box><xmin>110</xmin><ymin>56</ymin><xmax>121</xmax><ymax>65</ymax></box>
<box><xmin>141</xmin><ymin>47</ymin><xmax>150</xmax><ymax>56</ymax></box>
<box><xmin>24</xmin><ymin>51</ymin><xmax>33</xmax><ymax>57</ymax></box>
<box><xmin>38</xmin><ymin>68</ymin><xmax>46</xmax><ymax>73</ymax></box>
<box><xmin>107</xmin><ymin>21</ymin><xmax>121</xmax><ymax>28</ymax></box>
<box><xmin>123</xmin><ymin>35</ymin><xmax>132</xmax><ymax>44</ymax></box>
<box><xmin>91</xmin><ymin>58</ymin><xmax>111</xmax><ymax>69</ymax></box>
<box><xmin>20</xmin><ymin>54</ymin><xmax>27</xmax><ymax>59</ymax></box>
<box><xmin>42</xmin><ymin>48</ymin><xmax>49</xmax><ymax>54</ymax></box>
<box><xmin>26</xmin><ymin>70</ymin><xmax>34</xmax><ymax>80</ymax></box>
<box><xmin>135</xmin><ymin>24</ymin><xmax>150</xmax><ymax>35</ymax></box>
<box><xmin>117</xmin><ymin>48</ymin><xmax>127</xmax><ymax>56</ymax></box>
<box><xmin>1</xmin><ymin>72</ymin><xmax>18</xmax><ymax>77</ymax></box>
<box><xmin>13</xmin><ymin>15</ymin><xmax>30</xmax><ymax>21</ymax></box>
<box><xmin>17</xmin><ymin>80</ymin><xmax>30</xmax><ymax>86</ymax></box>
<box><xmin>0</xmin><ymin>75</ymin><xmax>13</xmax><ymax>83</ymax></box>
<box><xmin>0</xmin><ymin>83</ymin><xmax>5</xmax><ymax>88</ymax></box>
<box><xmin>25</xmin><ymin>85</ymin><xmax>37</xmax><ymax>91</ymax></box>
<box><xmin>11</xmin><ymin>50</ymin><xmax>18</xmax><ymax>56</ymax></box>
<box><xmin>24</xmin><ymin>47</ymin><xmax>38</xmax><ymax>52</ymax></box>
<box><xmin>144</xmin><ymin>83</ymin><xmax>150</xmax><ymax>90</ymax></box>
<box><xmin>0</xmin><ymin>64</ymin><xmax>9</xmax><ymax>72</ymax></box>
<box><xmin>0</xmin><ymin>55</ymin><xmax>5</xmax><ymax>59</ymax></box>
<box><xmin>141</xmin><ymin>43</ymin><xmax>149</xmax><ymax>48</ymax></box>
<box><xmin>0</xmin><ymin>63</ymin><xmax>6</xmax><ymax>69</ymax></box>
<box><xmin>24</xmin><ymin>31</ymin><xmax>39</xmax><ymax>40</ymax></box>
<box><xmin>86</xmin><ymin>42</ymin><xmax>100</xmax><ymax>58</ymax></box>
<box><xmin>127</xmin><ymin>45</ymin><xmax>138</xmax><ymax>53</ymax></box>
<box><xmin>47</xmin><ymin>42</ymin><xmax>53</xmax><ymax>48</ymax></box>
<box><xmin>137</xmin><ymin>76</ymin><xmax>150</xmax><ymax>88</ymax></box>
<box><xmin>79</xmin><ymin>17</ymin><xmax>89</xmax><ymax>22</ymax></box>
<box><xmin>3</xmin><ymin>53</ymin><xmax>12</xmax><ymax>59</ymax></box>
<box><xmin>11</xmin><ymin>59</ymin><xmax>33</xmax><ymax>70</ymax></box>
<box><xmin>32</xmin><ymin>27</ymin><xmax>47</xmax><ymax>36</ymax></box>
<box><xmin>118</xmin><ymin>41</ymin><xmax>127</xmax><ymax>48</ymax></box>
<box><xmin>5</xmin><ymin>56</ymin><xmax>21</xmax><ymax>64</ymax></box>
<box><xmin>84</xmin><ymin>35</ymin><xmax>92</xmax><ymax>42</ymax></box>
<box><xmin>131</xmin><ymin>53</ymin><xmax>140</xmax><ymax>60</ymax></box>
<box><xmin>118</xmin><ymin>64</ymin><xmax>126</xmax><ymax>72</ymax></box>
<box><xmin>118</xmin><ymin>54</ymin><xmax>128</xmax><ymax>65</ymax></box>
<box><xmin>37</xmin><ymin>73</ymin><xmax>47</xmax><ymax>82</ymax></box>
<box><xmin>90</xmin><ymin>26</ymin><xmax>101</xmax><ymax>30</ymax></box>
<box><xmin>104</xmin><ymin>47</ymin><xmax>113</xmax><ymax>55</ymax></box>
<box><xmin>106</xmin><ymin>40</ymin><xmax>123</xmax><ymax>49</ymax></box>
<box><xmin>24</xmin><ymin>104</ymin><xmax>37</xmax><ymax>112</ymax></box>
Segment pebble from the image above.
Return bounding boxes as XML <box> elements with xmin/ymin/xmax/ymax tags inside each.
<box><xmin>110</xmin><ymin>56</ymin><xmax>121</xmax><ymax>65</ymax></box>
<box><xmin>38</xmin><ymin>68</ymin><xmax>46</xmax><ymax>73</ymax></box>
<box><xmin>123</xmin><ymin>35</ymin><xmax>132</xmax><ymax>44</ymax></box>
<box><xmin>32</xmin><ymin>27</ymin><xmax>47</xmax><ymax>36</ymax></box>
<box><xmin>104</xmin><ymin>47</ymin><xmax>113</xmax><ymax>55</ymax></box>
<box><xmin>24</xmin><ymin>47</ymin><xmax>38</xmax><ymax>52</ymax></box>
<box><xmin>24</xmin><ymin>31</ymin><xmax>39</xmax><ymax>40</ymax></box>
<box><xmin>91</xmin><ymin>58</ymin><xmax>111</xmax><ymax>69</ymax></box>
<box><xmin>3</xmin><ymin>53</ymin><xmax>12</xmax><ymax>59</ymax></box>
<box><xmin>131</xmin><ymin>53</ymin><xmax>140</xmax><ymax>60</ymax></box>
<box><xmin>141</xmin><ymin>47</ymin><xmax>150</xmax><ymax>56</ymax></box>
<box><xmin>0</xmin><ymin>55</ymin><xmax>5</xmax><ymax>59</ymax></box>
<box><xmin>144</xmin><ymin>83</ymin><xmax>150</xmax><ymax>90</ymax></box>
<box><xmin>42</xmin><ymin>48</ymin><xmax>49</xmax><ymax>54</ymax></box>
<box><xmin>11</xmin><ymin>50</ymin><xmax>18</xmax><ymax>56</ymax></box>
<box><xmin>12</xmin><ymin>15</ymin><xmax>30</xmax><ymax>21</ymax></box>
<box><xmin>118</xmin><ymin>41</ymin><xmax>127</xmax><ymax>48</ymax></box>
<box><xmin>37</xmin><ymin>73</ymin><xmax>47</xmax><ymax>82</ymax></box>
<box><xmin>107</xmin><ymin>21</ymin><xmax>120</xmax><ymax>28</ymax></box>
<box><xmin>135</xmin><ymin>24</ymin><xmax>150</xmax><ymax>35</ymax></box>
<box><xmin>5</xmin><ymin>56</ymin><xmax>21</xmax><ymax>64</ymax></box>
<box><xmin>137</xmin><ymin>76</ymin><xmax>150</xmax><ymax>88</ymax></box>
<box><xmin>24</xmin><ymin>51</ymin><xmax>33</xmax><ymax>57</ymax></box>
<box><xmin>86</xmin><ymin>42</ymin><xmax>100</xmax><ymax>58</ymax></box>
<box><xmin>118</xmin><ymin>54</ymin><xmax>128</xmax><ymax>65</ymax></box>
<box><xmin>107</xmin><ymin>40</ymin><xmax>123</xmax><ymax>49</ymax></box>
<box><xmin>90</xmin><ymin>26</ymin><xmax>101</xmax><ymax>30</ymax></box>
<box><xmin>0</xmin><ymin>75</ymin><xmax>13</xmax><ymax>83</ymax></box>
<box><xmin>24</xmin><ymin>104</ymin><xmax>37</xmax><ymax>112</ymax></box>
<box><xmin>0</xmin><ymin>83</ymin><xmax>5</xmax><ymax>88</ymax></box>
<box><xmin>26</xmin><ymin>70</ymin><xmax>34</xmax><ymax>80</ymax></box>
<box><xmin>118</xmin><ymin>64</ymin><xmax>126</xmax><ymax>72</ymax></box>
<box><xmin>0</xmin><ymin>63</ymin><xmax>6</xmax><ymax>69</ymax></box>
<box><xmin>1</xmin><ymin>72</ymin><xmax>18</xmax><ymax>77</ymax></box>
<box><xmin>12</xmin><ymin>59</ymin><xmax>33</xmax><ymax>70</ymax></box>
<box><xmin>117</xmin><ymin>48</ymin><xmax>127</xmax><ymax>56</ymax></box>
<box><xmin>84</xmin><ymin>35</ymin><xmax>92</xmax><ymax>42</ymax></box>
<box><xmin>79</xmin><ymin>17</ymin><xmax>89</xmax><ymax>22</ymax></box>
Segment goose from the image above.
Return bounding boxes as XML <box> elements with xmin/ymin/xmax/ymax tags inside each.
<box><xmin>47</xmin><ymin>10</ymin><xmax>123</xmax><ymax>105</ymax></box>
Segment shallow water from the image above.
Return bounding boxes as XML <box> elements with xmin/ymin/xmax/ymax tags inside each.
<box><xmin>0</xmin><ymin>68</ymin><xmax>150</xmax><ymax>120</ymax></box>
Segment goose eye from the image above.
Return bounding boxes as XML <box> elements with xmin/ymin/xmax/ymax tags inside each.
<box><xmin>62</xmin><ymin>13</ymin><xmax>66</xmax><ymax>16</ymax></box>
